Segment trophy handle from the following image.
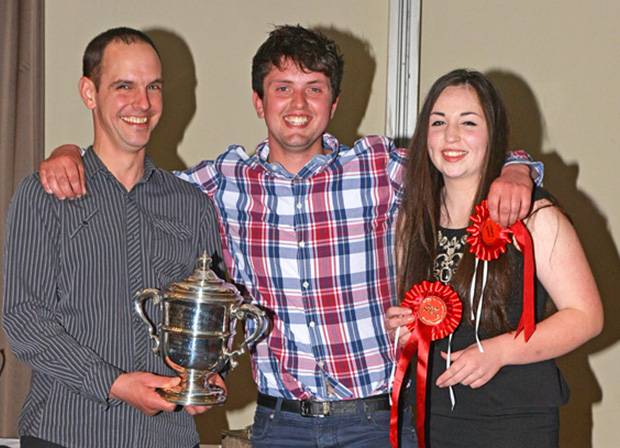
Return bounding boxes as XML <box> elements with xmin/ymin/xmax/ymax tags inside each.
<box><xmin>133</xmin><ymin>288</ymin><xmax>163</xmax><ymax>354</ymax></box>
<box><xmin>225</xmin><ymin>303</ymin><xmax>267</xmax><ymax>366</ymax></box>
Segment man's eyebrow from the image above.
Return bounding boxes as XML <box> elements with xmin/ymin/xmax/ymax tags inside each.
<box><xmin>109</xmin><ymin>79</ymin><xmax>133</xmax><ymax>87</ymax></box>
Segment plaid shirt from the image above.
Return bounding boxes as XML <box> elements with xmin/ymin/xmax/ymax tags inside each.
<box><xmin>177</xmin><ymin>134</ymin><xmax>542</xmax><ymax>401</ymax></box>
<box><xmin>178</xmin><ymin>134</ymin><xmax>403</xmax><ymax>400</ymax></box>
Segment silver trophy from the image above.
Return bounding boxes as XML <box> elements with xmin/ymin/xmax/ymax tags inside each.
<box><xmin>134</xmin><ymin>253</ymin><xmax>267</xmax><ymax>406</ymax></box>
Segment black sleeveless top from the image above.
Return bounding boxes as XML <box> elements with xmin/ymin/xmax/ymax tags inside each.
<box><xmin>428</xmin><ymin>230</ymin><xmax>569</xmax><ymax>415</ymax></box>
<box><xmin>426</xmin><ymin>192</ymin><xmax>569</xmax><ymax>415</ymax></box>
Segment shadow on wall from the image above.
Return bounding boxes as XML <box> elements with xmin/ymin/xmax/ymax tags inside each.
<box><xmin>488</xmin><ymin>70</ymin><xmax>620</xmax><ymax>448</ymax></box>
<box><xmin>315</xmin><ymin>26</ymin><xmax>376</xmax><ymax>147</ymax></box>
<box><xmin>194</xmin><ymin>321</ymin><xmax>258</xmax><ymax>445</ymax></box>
<box><xmin>144</xmin><ymin>28</ymin><xmax>196</xmax><ymax>171</ymax></box>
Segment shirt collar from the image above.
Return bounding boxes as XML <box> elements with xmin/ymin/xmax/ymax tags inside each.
<box><xmin>253</xmin><ymin>133</ymin><xmax>342</xmax><ymax>179</ymax></box>
<box><xmin>83</xmin><ymin>146</ymin><xmax>157</xmax><ymax>184</ymax></box>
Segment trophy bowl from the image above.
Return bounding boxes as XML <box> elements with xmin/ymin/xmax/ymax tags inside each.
<box><xmin>134</xmin><ymin>253</ymin><xmax>267</xmax><ymax>406</ymax></box>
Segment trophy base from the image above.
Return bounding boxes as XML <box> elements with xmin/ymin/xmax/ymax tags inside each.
<box><xmin>158</xmin><ymin>386</ymin><xmax>227</xmax><ymax>406</ymax></box>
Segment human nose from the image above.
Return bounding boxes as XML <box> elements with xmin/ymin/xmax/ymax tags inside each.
<box><xmin>291</xmin><ymin>89</ymin><xmax>308</xmax><ymax>108</ymax></box>
<box><xmin>133</xmin><ymin>88</ymin><xmax>151</xmax><ymax>110</ymax></box>
<box><xmin>445</xmin><ymin>122</ymin><xmax>460</xmax><ymax>143</ymax></box>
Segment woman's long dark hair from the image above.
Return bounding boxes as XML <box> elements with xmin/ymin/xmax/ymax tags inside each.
<box><xmin>396</xmin><ymin>69</ymin><xmax>513</xmax><ymax>334</ymax></box>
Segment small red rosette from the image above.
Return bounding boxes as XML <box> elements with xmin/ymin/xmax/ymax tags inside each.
<box><xmin>466</xmin><ymin>200</ymin><xmax>512</xmax><ymax>261</ymax></box>
<box><xmin>390</xmin><ymin>281</ymin><xmax>462</xmax><ymax>448</ymax></box>
<box><xmin>466</xmin><ymin>200</ymin><xmax>536</xmax><ymax>341</ymax></box>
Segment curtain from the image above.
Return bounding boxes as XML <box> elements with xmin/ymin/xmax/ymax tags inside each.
<box><xmin>0</xmin><ymin>0</ymin><xmax>44</xmax><ymax>436</ymax></box>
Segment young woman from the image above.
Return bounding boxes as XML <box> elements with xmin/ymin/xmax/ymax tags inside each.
<box><xmin>386</xmin><ymin>69</ymin><xmax>603</xmax><ymax>447</ymax></box>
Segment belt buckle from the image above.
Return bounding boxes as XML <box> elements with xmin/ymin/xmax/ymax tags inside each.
<box><xmin>300</xmin><ymin>400</ymin><xmax>330</xmax><ymax>417</ymax></box>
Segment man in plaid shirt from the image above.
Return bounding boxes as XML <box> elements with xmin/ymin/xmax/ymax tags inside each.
<box><xmin>40</xmin><ymin>25</ymin><xmax>539</xmax><ymax>448</ymax></box>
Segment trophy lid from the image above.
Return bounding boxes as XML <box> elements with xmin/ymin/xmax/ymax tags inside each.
<box><xmin>165</xmin><ymin>252</ymin><xmax>242</xmax><ymax>302</ymax></box>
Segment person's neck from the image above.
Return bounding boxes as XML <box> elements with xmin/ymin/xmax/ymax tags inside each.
<box><xmin>441</xmin><ymin>177</ymin><xmax>479</xmax><ymax>229</ymax></box>
<box><xmin>266</xmin><ymin>139</ymin><xmax>326</xmax><ymax>175</ymax></box>
<box><xmin>92</xmin><ymin>143</ymin><xmax>145</xmax><ymax>191</ymax></box>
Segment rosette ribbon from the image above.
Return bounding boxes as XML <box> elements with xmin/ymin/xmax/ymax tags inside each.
<box><xmin>389</xmin><ymin>281</ymin><xmax>462</xmax><ymax>448</ymax></box>
<box><xmin>466</xmin><ymin>200</ymin><xmax>536</xmax><ymax>344</ymax></box>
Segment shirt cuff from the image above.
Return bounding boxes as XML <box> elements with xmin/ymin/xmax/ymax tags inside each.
<box><xmin>504</xmin><ymin>150</ymin><xmax>544</xmax><ymax>186</ymax></box>
<box><xmin>81</xmin><ymin>359</ymin><xmax>124</xmax><ymax>408</ymax></box>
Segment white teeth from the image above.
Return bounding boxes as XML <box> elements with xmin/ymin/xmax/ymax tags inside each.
<box><xmin>122</xmin><ymin>116</ymin><xmax>148</xmax><ymax>124</ymax></box>
<box><xmin>444</xmin><ymin>150</ymin><xmax>465</xmax><ymax>157</ymax></box>
<box><xmin>284</xmin><ymin>115</ymin><xmax>308</xmax><ymax>126</ymax></box>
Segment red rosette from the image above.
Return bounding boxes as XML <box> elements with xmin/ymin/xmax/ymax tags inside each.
<box><xmin>466</xmin><ymin>200</ymin><xmax>512</xmax><ymax>261</ymax></box>
<box><xmin>390</xmin><ymin>281</ymin><xmax>462</xmax><ymax>448</ymax></box>
<box><xmin>466</xmin><ymin>199</ymin><xmax>537</xmax><ymax>341</ymax></box>
<box><xmin>402</xmin><ymin>281</ymin><xmax>462</xmax><ymax>340</ymax></box>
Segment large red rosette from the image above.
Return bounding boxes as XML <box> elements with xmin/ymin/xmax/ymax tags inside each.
<box><xmin>466</xmin><ymin>200</ymin><xmax>536</xmax><ymax>341</ymax></box>
<box><xmin>390</xmin><ymin>281</ymin><xmax>462</xmax><ymax>448</ymax></box>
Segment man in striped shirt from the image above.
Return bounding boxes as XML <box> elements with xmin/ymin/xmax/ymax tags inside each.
<box><xmin>3</xmin><ymin>28</ymin><xmax>222</xmax><ymax>448</ymax></box>
<box><xmin>37</xmin><ymin>25</ymin><xmax>539</xmax><ymax>447</ymax></box>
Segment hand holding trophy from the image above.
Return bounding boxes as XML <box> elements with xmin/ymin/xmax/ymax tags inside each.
<box><xmin>134</xmin><ymin>253</ymin><xmax>268</xmax><ymax>406</ymax></box>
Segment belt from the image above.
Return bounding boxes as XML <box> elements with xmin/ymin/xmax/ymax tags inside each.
<box><xmin>257</xmin><ymin>392</ymin><xmax>391</xmax><ymax>417</ymax></box>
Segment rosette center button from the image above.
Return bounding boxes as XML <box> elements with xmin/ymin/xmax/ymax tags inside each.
<box><xmin>418</xmin><ymin>296</ymin><xmax>448</xmax><ymax>326</ymax></box>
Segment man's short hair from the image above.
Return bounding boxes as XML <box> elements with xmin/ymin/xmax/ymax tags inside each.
<box><xmin>251</xmin><ymin>25</ymin><xmax>344</xmax><ymax>103</ymax></box>
<box><xmin>83</xmin><ymin>27</ymin><xmax>159</xmax><ymax>89</ymax></box>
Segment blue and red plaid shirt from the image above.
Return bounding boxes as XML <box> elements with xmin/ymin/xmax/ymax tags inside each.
<box><xmin>178</xmin><ymin>134</ymin><xmax>403</xmax><ymax>400</ymax></box>
<box><xmin>176</xmin><ymin>134</ymin><xmax>542</xmax><ymax>401</ymax></box>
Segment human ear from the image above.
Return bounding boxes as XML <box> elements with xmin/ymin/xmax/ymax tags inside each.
<box><xmin>330</xmin><ymin>96</ymin><xmax>340</xmax><ymax>118</ymax></box>
<box><xmin>79</xmin><ymin>77</ymin><xmax>97</xmax><ymax>110</ymax></box>
<box><xmin>252</xmin><ymin>91</ymin><xmax>265</xmax><ymax>119</ymax></box>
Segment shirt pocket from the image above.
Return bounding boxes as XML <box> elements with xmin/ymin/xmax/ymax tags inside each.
<box><xmin>150</xmin><ymin>215</ymin><xmax>194</xmax><ymax>286</ymax></box>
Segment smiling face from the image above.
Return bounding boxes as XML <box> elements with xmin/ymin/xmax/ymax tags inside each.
<box><xmin>427</xmin><ymin>84</ymin><xmax>489</xmax><ymax>184</ymax></box>
<box><xmin>252</xmin><ymin>58</ymin><xmax>339</xmax><ymax>172</ymax></box>
<box><xmin>80</xmin><ymin>41</ymin><xmax>163</xmax><ymax>157</ymax></box>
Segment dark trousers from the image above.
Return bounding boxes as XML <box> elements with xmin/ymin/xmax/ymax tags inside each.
<box><xmin>21</xmin><ymin>436</ymin><xmax>201</xmax><ymax>448</ymax></box>
<box><xmin>20</xmin><ymin>437</ymin><xmax>64</xmax><ymax>448</ymax></box>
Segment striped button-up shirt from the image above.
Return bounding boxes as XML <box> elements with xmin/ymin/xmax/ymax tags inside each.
<box><xmin>178</xmin><ymin>134</ymin><xmax>403</xmax><ymax>401</ymax></box>
<box><xmin>3</xmin><ymin>149</ymin><xmax>221</xmax><ymax>448</ymax></box>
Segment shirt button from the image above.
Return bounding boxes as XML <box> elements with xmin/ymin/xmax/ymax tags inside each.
<box><xmin>299</xmin><ymin>241</ymin><xmax>306</xmax><ymax>248</ymax></box>
<box><xmin>309</xmin><ymin>321</ymin><xmax>316</xmax><ymax>328</ymax></box>
<box><xmin>302</xmin><ymin>281</ymin><xmax>309</xmax><ymax>289</ymax></box>
<box><xmin>317</xmin><ymin>360</ymin><xmax>325</xmax><ymax>368</ymax></box>
<box><xmin>296</xmin><ymin>202</ymin><xmax>303</xmax><ymax>210</ymax></box>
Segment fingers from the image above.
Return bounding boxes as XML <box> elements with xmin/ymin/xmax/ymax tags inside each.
<box><xmin>439</xmin><ymin>350</ymin><xmax>463</xmax><ymax>361</ymax></box>
<box><xmin>40</xmin><ymin>163</ymin><xmax>81</xmax><ymax>199</ymax></box>
<box><xmin>436</xmin><ymin>347</ymin><xmax>498</xmax><ymax>389</ymax></box>
<box><xmin>38</xmin><ymin>146</ymin><xmax>85</xmax><ymax>199</ymax></box>
<box><xmin>208</xmin><ymin>374</ymin><xmax>227</xmax><ymax>392</ymax></box>
<box><xmin>185</xmin><ymin>405</ymin><xmax>211</xmax><ymax>416</ymax></box>
<box><xmin>43</xmin><ymin>169</ymin><xmax>65</xmax><ymax>200</ymax></box>
<box><xmin>486</xmin><ymin>192</ymin><xmax>501</xmax><ymax>224</ymax></box>
<box><xmin>40</xmin><ymin>167</ymin><xmax>52</xmax><ymax>195</ymax></box>
<box><xmin>385</xmin><ymin>306</ymin><xmax>413</xmax><ymax>331</ymax></box>
<box><xmin>398</xmin><ymin>329</ymin><xmax>412</xmax><ymax>347</ymax></box>
<box><xmin>435</xmin><ymin>361</ymin><xmax>465</xmax><ymax>387</ymax></box>
<box><xmin>110</xmin><ymin>372</ymin><xmax>181</xmax><ymax>416</ymax></box>
<box><xmin>142</xmin><ymin>390</ymin><xmax>177</xmax><ymax>415</ymax></box>
<box><xmin>488</xmin><ymin>193</ymin><xmax>524</xmax><ymax>227</ymax></box>
<box><xmin>68</xmin><ymin>162</ymin><xmax>86</xmax><ymax>196</ymax></box>
<box><xmin>144</xmin><ymin>373</ymin><xmax>181</xmax><ymax>389</ymax></box>
<box><xmin>517</xmin><ymin>193</ymin><xmax>531</xmax><ymax>221</ymax></box>
<box><xmin>488</xmin><ymin>164</ymin><xmax>534</xmax><ymax>226</ymax></box>
<box><xmin>57</xmin><ymin>167</ymin><xmax>79</xmax><ymax>199</ymax></box>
